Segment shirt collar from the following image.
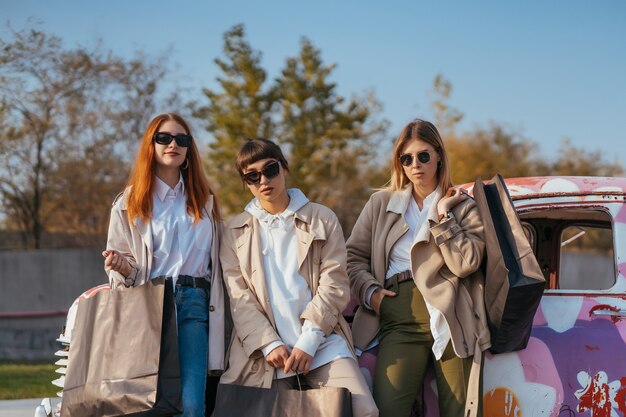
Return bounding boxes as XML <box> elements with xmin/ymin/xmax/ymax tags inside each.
<box><xmin>154</xmin><ymin>174</ymin><xmax>185</xmax><ymax>202</ymax></box>
<box><xmin>387</xmin><ymin>184</ymin><xmax>441</xmax><ymax>215</ymax></box>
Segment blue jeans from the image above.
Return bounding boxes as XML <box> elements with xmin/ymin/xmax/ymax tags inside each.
<box><xmin>175</xmin><ymin>286</ymin><xmax>209</xmax><ymax>417</ymax></box>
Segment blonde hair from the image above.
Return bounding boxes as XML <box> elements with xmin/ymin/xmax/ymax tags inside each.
<box><xmin>387</xmin><ymin>119</ymin><xmax>452</xmax><ymax>195</ymax></box>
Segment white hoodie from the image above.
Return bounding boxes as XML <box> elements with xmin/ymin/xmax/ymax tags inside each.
<box><xmin>245</xmin><ymin>188</ymin><xmax>352</xmax><ymax>378</ymax></box>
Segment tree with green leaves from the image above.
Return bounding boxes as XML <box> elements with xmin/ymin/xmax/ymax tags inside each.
<box><xmin>0</xmin><ymin>26</ymin><xmax>171</xmax><ymax>248</ymax></box>
<box><xmin>274</xmin><ymin>38</ymin><xmax>387</xmax><ymax>231</ymax></box>
<box><xmin>193</xmin><ymin>24</ymin><xmax>276</xmax><ymax>215</ymax></box>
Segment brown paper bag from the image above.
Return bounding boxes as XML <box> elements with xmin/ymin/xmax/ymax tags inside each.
<box><xmin>62</xmin><ymin>277</ymin><xmax>181</xmax><ymax>416</ymax></box>
<box><xmin>213</xmin><ymin>381</ymin><xmax>352</xmax><ymax>417</ymax></box>
<box><xmin>474</xmin><ymin>174</ymin><xmax>546</xmax><ymax>353</ymax></box>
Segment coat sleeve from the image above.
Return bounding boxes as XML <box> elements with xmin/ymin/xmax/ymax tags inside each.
<box><xmin>430</xmin><ymin>198</ymin><xmax>485</xmax><ymax>278</ymax></box>
<box><xmin>105</xmin><ymin>204</ymin><xmax>139</xmax><ymax>288</ymax></box>
<box><xmin>300</xmin><ymin>213</ymin><xmax>351</xmax><ymax>336</ymax></box>
<box><xmin>346</xmin><ymin>196</ymin><xmax>381</xmax><ymax>305</ymax></box>
<box><xmin>219</xmin><ymin>225</ymin><xmax>281</xmax><ymax>359</ymax></box>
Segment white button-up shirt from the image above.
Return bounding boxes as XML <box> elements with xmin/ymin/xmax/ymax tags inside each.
<box><xmin>386</xmin><ymin>188</ymin><xmax>451</xmax><ymax>360</ymax></box>
<box><xmin>149</xmin><ymin>175</ymin><xmax>213</xmax><ymax>284</ymax></box>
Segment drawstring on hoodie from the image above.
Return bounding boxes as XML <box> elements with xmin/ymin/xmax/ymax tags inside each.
<box><xmin>245</xmin><ymin>189</ymin><xmax>310</xmax><ymax>257</ymax></box>
<box><xmin>261</xmin><ymin>214</ymin><xmax>286</xmax><ymax>255</ymax></box>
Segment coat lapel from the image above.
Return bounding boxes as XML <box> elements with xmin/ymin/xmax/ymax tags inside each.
<box><xmin>384</xmin><ymin>186</ymin><xmax>412</xmax><ymax>269</ymax></box>
<box><xmin>295</xmin><ymin>226</ymin><xmax>315</xmax><ymax>272</ymax></box>
<box><xmin>234</xmin><ymin>216</ymin><xmax>277</xmax><ymax>328</ymax></box>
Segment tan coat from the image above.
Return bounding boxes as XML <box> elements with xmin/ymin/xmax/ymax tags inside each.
<box><xmin>346</xmin><ymin>185</ymin><xmax>490</xmax><ymax>416</ymax></box>
<box><xmin>219</xmin><ymin>202</ymin><xmax>354</xmax><ymax>388</ymax></box>
<box><xmin>105</xmin><ymin>190</ymin><xmax>227</xmax><ymax>373</ymax></box>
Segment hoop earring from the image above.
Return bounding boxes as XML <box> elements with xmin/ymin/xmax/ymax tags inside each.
<box><xmin>181</xmin><ymin>158</ymin><xmax>189</xmax><ymax>170</ymax></box>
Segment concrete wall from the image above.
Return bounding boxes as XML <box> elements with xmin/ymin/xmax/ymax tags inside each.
<box><xmin>0</xmin><ymin>248</ymin><xmax>107</xmax><ymax>360</ymax></box>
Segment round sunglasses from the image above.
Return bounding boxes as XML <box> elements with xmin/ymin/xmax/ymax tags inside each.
<box><xmin>242</xmin><ymin>161</ymin><xmax>281</xmax><ymax>185</ymax></box>
<box><xmin>153</xmin><ymin>132</ymin><xmax>193</xmax><ymax>148</ymax></box>
<box><xmin>399</xmin><ymin>151</ymin><xmax>432</xmax><ymax>167</ymax></box>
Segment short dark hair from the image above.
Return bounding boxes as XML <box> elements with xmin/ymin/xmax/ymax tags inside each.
<box><xmin>235</xmin><ymin>138</ymin><xmax>290</xmax><ymax>176</ymax></box>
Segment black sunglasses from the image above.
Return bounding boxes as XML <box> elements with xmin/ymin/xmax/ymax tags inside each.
<box><xmin>242</xmin><ymin>161</ymin><xmax>281</xmax><ymax>185</ymax></box>
<box><xmin>153</xmin><ymin>132</ymin><xmax>193</xmax><ymax>148</ymax></box>
<box><xmin>399</xmin><ymin>151</ymin><xmax>432</xmax><ymax>167</ymax></box>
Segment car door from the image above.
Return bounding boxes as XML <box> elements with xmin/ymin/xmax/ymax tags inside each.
<box><xmin>482</xmin><ymin>195</ymin><xmax>626</xmax><ymax>417</ymax></box>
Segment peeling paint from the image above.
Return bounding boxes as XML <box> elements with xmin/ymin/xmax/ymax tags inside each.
<box><xmin>589</xmin><ymin>304</ymin><xmax>623</xmax><ymax>323</ymax></box>
<box><xmin>575</xmin><ymin>372</ymin><xmax>612</xmax><ymax>416</ymax></box>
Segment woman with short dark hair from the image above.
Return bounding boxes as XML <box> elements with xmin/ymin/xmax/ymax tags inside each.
<box><xmin>220</xmin><ymin>138</ymin><xmax>378</xmax><ymax>417</ymax></box>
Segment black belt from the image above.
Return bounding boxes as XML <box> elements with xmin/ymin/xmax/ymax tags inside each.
<box><xmin>175</xmin><ymin>275</ymin><xmax>210</xmax><ymax>290</ymax></box>
<box><xmin>384</xmin><ymin>270</ymin><xmax>413</xmax><ymax>290</ymax></box>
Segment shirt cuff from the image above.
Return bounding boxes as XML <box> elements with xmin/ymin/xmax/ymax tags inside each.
<box><xmin>294</xmin><ymin>320</ymin><xmax>325</xmax><ymax>357</ymax></box>
<box><xmin>261</xmin><ymin>341</ymin><xmax>285</xmax><ymax>357</ymax></box>
<box><xmin>364</xmin><ymin>285</ymin><xmax>380</xmax><ymax>310</ymax></box>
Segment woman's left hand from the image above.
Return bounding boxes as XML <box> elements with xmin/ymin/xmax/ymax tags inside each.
<box><xmin>437</xmin><ymin>187</ymin><xmax>464</xmax><ymax>219</ymax></box>
<box><xmin>283</xmin><ymin>348</ymin><xmax>313</xmax><ymax>375</ymax></box>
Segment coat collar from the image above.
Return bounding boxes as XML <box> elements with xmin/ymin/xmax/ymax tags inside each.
<box><xmin>386</xmin><ymin>184</ymin><xmax>441</xmax><ymax>225</ymax></box>
<box><xmin>230</xmin><ymin>201</ymin><xmax>326</xmax><ymax>241</ymax></box>
<box><xmin>386</xmin><ymin>185</ymin><xmax>413</xmax><ymax>215</ymax></box>
<box><xmin>228</xmin><ymin>200</ymin><xmax>324</xmax><ymax>278</ymax></box>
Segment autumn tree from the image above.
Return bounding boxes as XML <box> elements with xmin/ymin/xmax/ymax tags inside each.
<box><xmin>193</xmin><ymin>24</ymin><xmax>276</xmax><ymax>215</ymax></box>
<box><xmin>0</xmin><ymin>26</ymin><xmax>172</xmax><ymax>248</ymax></box>
<box><xmin>549</xmin><ymin>139</ymin><xmax>623</xmax><ymax>177</ymax></box>
<box><xmin>446</xmin><ymin>124</ymin><xmax>541</xmax><ymax>184</ymax></box>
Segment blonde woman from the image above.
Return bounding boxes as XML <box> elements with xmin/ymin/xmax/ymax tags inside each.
<box><xmin>347</xmin><ymin>120</ymin><xmax>489</xmax><ymax>417</ymax></box>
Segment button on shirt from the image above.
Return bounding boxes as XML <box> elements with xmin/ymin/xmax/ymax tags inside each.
<box><xmin>149</xmin><ymin>175</ymin><xmax>212</xmax><ymax>283</ymax></box>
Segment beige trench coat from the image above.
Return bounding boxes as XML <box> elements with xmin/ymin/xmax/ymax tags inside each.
<box><xmin>219</xmin><ymin>202</ymin><xmax>354</xmax><ymax>388</ymax></box>
<box><xmin>346</xmin><ymin>185</ymin><xmax>490</xmax><ymax>417</ymax></box>
<box><xmin>105</xmin><ymin>190</ymin><xmax>227</xmax><ymax>373</ymax></box>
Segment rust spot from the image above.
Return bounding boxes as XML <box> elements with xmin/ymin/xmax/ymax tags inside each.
<box><xmin>589</xmin><ymin>304</ymin><xmax>622</xmax><ymax>323</ymax></box>
<box><xmin>616</xmin><ymin>377</ymin><xmax>626</xmax><ymax>415</ymax></box>
<box><xmin>577</xmin><ymin>373</ymin><xmax>613</xmax><ymax>416</ymax></box>
<box><xmin>584</xmin><ymin>345</ymin><xmax>600</xmax><ymax>351</ymax></box>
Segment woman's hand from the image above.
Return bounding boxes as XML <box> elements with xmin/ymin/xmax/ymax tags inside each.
<box><xmin>266</xmin><ymin>345</ymin><xmax>290</xmax><ymax>369</ymax></box>
<box><xmin>102</xmin><ymin>250</ymin><xmax>132</xmax><ymax>278</ymax></box>
<box><xmin>370</xmin><ymin>288</ymin><xmax>396</xmax><ymax>315</ymax></box>
<box><xmin>283</xmin><ymin>348</ymin><xmax>313</xmax><ymax>375</ymax></box>
<box><xmin>437</xmin><ymin>187</ymin><xmax>464</xmax><ymax>219</ymax></box>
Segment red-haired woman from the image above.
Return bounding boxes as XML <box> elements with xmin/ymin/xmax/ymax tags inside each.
<box><xmin>102</xmin><ymin>113</ymin><xmax>226</xmax><ymax>417</ymax></box>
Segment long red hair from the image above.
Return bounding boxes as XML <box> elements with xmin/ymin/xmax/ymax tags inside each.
<box><xmin>126</xmin><ymin>113</ymin><xmax>221</xmax><ymax>222</ymax></box>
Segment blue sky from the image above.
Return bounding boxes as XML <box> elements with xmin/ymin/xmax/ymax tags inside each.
<box><xmin>4</xmin><ymin>0</ymin><xmax>626</xmax><ymax>168</ymax></box>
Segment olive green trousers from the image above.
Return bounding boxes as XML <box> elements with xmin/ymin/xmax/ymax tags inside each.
<box><xmin>373</xmin><ymin>280</ymin><xmax>474</xmax><ymax>417</ymax></box>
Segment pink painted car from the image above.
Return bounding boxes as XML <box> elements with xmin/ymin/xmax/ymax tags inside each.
<box><xmin>351</xmin><ymin>176</ymin><xmax>626</xmax><ymax>417</ymax></box>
